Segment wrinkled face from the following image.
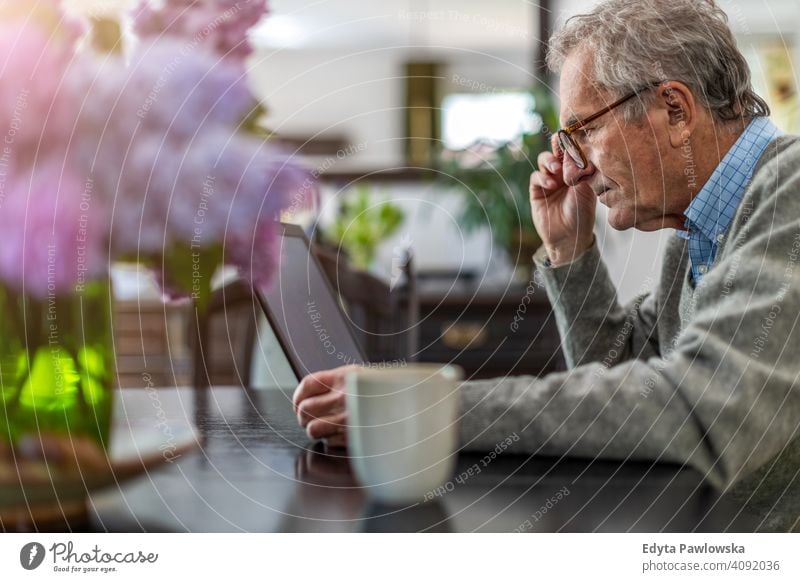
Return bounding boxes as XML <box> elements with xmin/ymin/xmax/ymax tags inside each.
<box><xmin>558</xmin><ymin>50</ymin><xmax>684</xmax><ymax>231</ymax></box>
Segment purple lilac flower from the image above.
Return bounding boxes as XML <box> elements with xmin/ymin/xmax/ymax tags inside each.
<box><xmin>0</xmin><ymin>162</ymin><xmax>107</xmax><ymax>298</ymax></box>
<box><xmin>0</xmin><ymin>2</ymin><xmax>309</xmax><ymax>298</ymax></box>
<box><xmin>0</xmin><ymin>23</ymin><xmax>79</xmax><ymax>168</ymax></box>
<box><xmin>134</xmin><ymin>0</ymin><xmax>268</xmax><ymax>63</ymax></box>
<box><xmin>72</xmin><ymin>38</ymin><xmax>308</xmax><ymax>289</ymax></box>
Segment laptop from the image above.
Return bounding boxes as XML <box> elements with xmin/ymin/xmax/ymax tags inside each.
<box><xmin>255</xmin><ymin>223</ymin><xmax>366</xmax><ymax>379</ymax></box>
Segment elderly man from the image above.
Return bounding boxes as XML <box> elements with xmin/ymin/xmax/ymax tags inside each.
<box><xmin>293</xmin><ymin>0</ymin><xmax>800</xmax><ymax>517</ymax></box>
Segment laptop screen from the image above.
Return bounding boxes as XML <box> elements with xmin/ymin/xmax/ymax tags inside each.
<box><xmin>257</xmin><ymin>224</ymin><xmax>365</xmax><ymax>378</ymax></box>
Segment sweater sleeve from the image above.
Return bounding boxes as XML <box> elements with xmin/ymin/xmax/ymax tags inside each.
<box><xmin>458</xmin><ymin>152</ymin><xmax>800</xmax><ymax>491</ymax></box>
<box><xmin>532</xmin><ymin>239</ymin><xmax>661</xmax><ymax>369</ymax></box>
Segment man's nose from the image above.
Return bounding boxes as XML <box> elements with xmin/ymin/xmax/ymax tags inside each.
<box><xmin>562</xmin><ymin>151</ymin><xmax>596</xmax><ymax>186</ymax></box>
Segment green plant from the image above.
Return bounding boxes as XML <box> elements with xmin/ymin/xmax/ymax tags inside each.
<box><xmin>326</xmin><ymin>185</ymin><xmax>405</xmax><ymax>270</ymax></box>
<box><xmin>441</xmin><ymin>86</ymin><xmax>559</xmax><ymax>264</ymax></box>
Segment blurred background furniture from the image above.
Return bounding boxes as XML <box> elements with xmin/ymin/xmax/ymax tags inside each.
<box><xmin>312</xmin><ymin>242</ymin><xmax>418</xmax><ymax>364</ymax></box>
<box><xmin>414</xmin><ymin>275</ymin><xmax>565</xmax><ymax>380</ymax></box>
<box><xmin>113</xmin><ymin>300</ymin><xmax>191</xmax><ymax>388</ymax></box>
<box><xmin>190</xmin><ymin>279</ymin><xmax>260</xmax><ymax>388</ymax></box>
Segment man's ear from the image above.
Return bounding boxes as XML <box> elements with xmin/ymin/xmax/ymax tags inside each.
<box><xmin>656</xmin><ymin>81</ymin><xmax>696</xmax><ymax>148</ymax></box>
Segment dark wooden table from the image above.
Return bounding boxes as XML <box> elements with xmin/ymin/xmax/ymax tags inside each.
<box><xmin>86</xmin><ymin>386</ymin><xmax>761</xmax><ymax>532</ymax></box>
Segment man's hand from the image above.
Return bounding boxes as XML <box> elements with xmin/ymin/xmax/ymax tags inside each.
<box><xmin>529</xmin><ymin>134</ymin><xmax>596</xmax><ymax>266</ymax></box>
<box><xmin>293</xmin><ymin>365</ymin><xmax>357</xmax><ymax>448</ymax></box>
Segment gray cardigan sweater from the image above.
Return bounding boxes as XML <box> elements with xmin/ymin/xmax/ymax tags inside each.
<box><xmin>459</xmin><ymin>135</ymin><xmax>800</xmax><ymax>529</ymax></box>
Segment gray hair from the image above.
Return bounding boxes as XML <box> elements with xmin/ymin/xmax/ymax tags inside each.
<box><xmin>546</xmin><ymin>0</ymin><xmax>769</xmax><ymax>122</ymax></box>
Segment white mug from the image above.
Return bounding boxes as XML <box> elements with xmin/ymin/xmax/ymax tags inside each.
<box><xmin>345</xmin><ymin>364</ymin><xmax>463</xmax><ymax>504</ymax></box>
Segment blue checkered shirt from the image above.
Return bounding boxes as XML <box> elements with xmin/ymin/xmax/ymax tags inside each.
<box><xmin>675</xmin><ymin>116</ymin><xmax>781</xmax><ymax>286</ymax></box>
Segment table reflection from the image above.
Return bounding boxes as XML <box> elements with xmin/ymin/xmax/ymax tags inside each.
<box><xmin>278</xmin><ymin>442</ymin><xmax>453</xmax><ymax>532</ymax></box>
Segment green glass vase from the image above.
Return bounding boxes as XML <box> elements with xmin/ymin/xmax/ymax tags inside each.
<box><xmin>0</xmin><ymin>280</ymin><xmax>115</xmax><ymax>448</ymax></box>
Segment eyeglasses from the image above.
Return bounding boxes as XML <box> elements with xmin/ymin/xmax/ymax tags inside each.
<box><xmin>557</xmin><ymin>82</ymin><xmax>662</xmax><ymax>170</ymax></box>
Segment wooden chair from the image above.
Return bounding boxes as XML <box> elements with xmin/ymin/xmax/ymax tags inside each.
<box><xmin>190</xmin><ymin>279</ymin><xmax>258</xmax><ymax>388</ymax></box>
<box><xmin>312</xmin><ymin>244</ymin><xmax>418</xmax><ymax>364</ymax></box>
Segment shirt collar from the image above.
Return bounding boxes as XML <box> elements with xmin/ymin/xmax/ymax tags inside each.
<box><xmin>683</xmin><ymin>116</ymin><xmax>782</xmax><ymax>242</ymax></box>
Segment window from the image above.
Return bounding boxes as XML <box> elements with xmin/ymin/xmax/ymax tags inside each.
<box><xmin>441</xmin><ymin>92</ymin><xmax>536</xmax><ymax>150</ymax></box>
